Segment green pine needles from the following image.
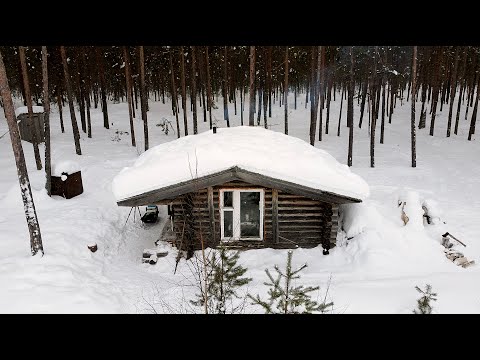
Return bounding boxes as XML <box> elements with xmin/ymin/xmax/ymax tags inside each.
<box><xmin>413</xmin><ymin>284</ymin><xmax>438</xmax><ymax>314</ymax></box>
<box><xmin>191</xmin><ymin>247</ymin><xmax>252</xmax><ymax>314</ymax></box>
<box><xmin>248</xmin><ymin>250</ymin><xmax>333</xmax><ymax>314</ymax></box>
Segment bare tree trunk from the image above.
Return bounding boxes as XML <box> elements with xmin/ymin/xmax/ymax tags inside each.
<box><xmin>347</xmin><ymin>47</ymin><xmax>354</xmax><ymax>167</ymax></box>
<box><xmin>249</xmin><ymin>46</ymin><xmax>256</xmax><ymax>126</ymax></box>
<box><xmin>95</xmin><ymin>47</ymin><xmax>109</xmax><ymax>129</ymax></box>
<box><xmin>240</xmin><ymin>77</ymin><xmax>245</xmax><ymax>126</ymax></box>
<box><xmin>179</xmin><ymin>46</ymin><xmax>188</xmax><ymax>136</ymax></box>
<box><xmin>468</xmin><ymin>73</ymin><xmax>480</xmax><ymax>141</ymax></box>
<box><xmin>455</xmin><ymin>48</ymin><xmax>468</xmax><ymax>135</ymax></box>
<box><xmin>205</xmin><ymin>47</ymin><xmax>213</xmax><ymax>129</ymax></box>
<box><xmin>268</xmin><ymin>46</ymin><xmax>273</xmax><ymax>118</ymax></box>
<box><xmin>389</xmin><ymin>79</ymin><xmax>395</xmax><ymax>124</ymax></box>
<box><xmin>223</xmin><ymin>46</ymin><xmax>229</xmax><ymax>126</ymax></box>
<box><xmin>19</xmin><ymin>46</ymin><xmax>42</xmax><ymax>170</ymax></box>
<box><xmin>197</xmin><ymin>47</ymin><xmax>207</xmax><ymax>124</ymax></box>
<box><xmin>75</xmin><ymin>48</ymin><xmax>87</xmax><ymax>134</ymax></box>
<box><xmin>82</xmin><ymin>49</ymin><xmax>92</xmax><ymax>139</ymax></box>
<box><xmin>411</xmin><ymin>46</ymin><xmax>418</xmax><ymax>168</ymax></box>
<box><xmin>41</xmin><ymin>47</ymin><xmax>52</xmax><ymax>196</ymax></box>
<box><xmin>447</xmin><ymin>47</ymin><xmax>459</xmax><ymax>137</ymax></box>
<box><xmin>309</xmin><ymin>47</ymin><xmax>318</xmax><ymax>145</ymax></box>
<box><xmin>123</xmin><ymin>46</ymin><xmax>136</xmax><ymax>147</ymax></box>
<box><xmin>257</xmin><ymin>87</ymin><xmax>263</xmax><ymax>125</ymax></box>
<box><xmin>169</xmin><ymin>51</ymin><xmax>181</xmax><ymax>138</ymax></box>
<box><xmin>337</xmin><ymin>86</ymin><xmax>345</xmax><ymax>136</ymax></box>
<box><xmin>318</xmin><ymin>46</ymin><xmax>325</xmax><ymax>141</ymax></box>
<box><xmin>429</xmin><ymin>48</ymin><xmax>441</xmax><ymax>136</ymax></box>
<box><xmin>57</xmin><ymin>92</ymin><xmax>65</xmax><ymax>133</ymax></box>
<box><xmin>380</xmin><ymin>80</ymin><xmax>386</xmax><ymax>144</ymax></box>
<box><xmin>60</xmin><ymin>46</ymin><xmax>82</xmax><ymax>155</ymax></box>
<box><xmin>189</xmin><ymin>46</ymin><xmax>198</xmax><ymax>135</ymax></box>
<box><xmin>284</xmin><ymin>46</ymin><xmax>289</xmax><ymax>135</ymax></box>
<box><xmin>325</xmin><ymin>72</ymin><xmax>333</xmax><ymax>134</ymax></box>
<box><xmin>139</xmin><ymin>46</ymin><xmax>149</xmax><ymax>151</ymax></box>
<box><xmin>0</xmin><ymin>51</ymin><xmax>44</xmax><ymax>256</ymax></box>
<box><xmin>358</xmin><ymin>79</ymin><xmax>368</xmax><ymax>128</ymax></box>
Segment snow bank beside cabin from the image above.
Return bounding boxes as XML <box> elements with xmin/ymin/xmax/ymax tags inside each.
<box><xmin>112</xmin><ymin>126</ymin><xmax>370</xmax><ymax>202</ymax></box>
<box><xmin>15</xmin><ymin>106</ymin><xmax>44</xmax><ymax>117</ymax></box>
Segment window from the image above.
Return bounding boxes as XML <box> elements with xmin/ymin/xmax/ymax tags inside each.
<box><xmin>220</xmin><ymin>189</ymin><xmax>264</xmax><ymax>241</ymax></box>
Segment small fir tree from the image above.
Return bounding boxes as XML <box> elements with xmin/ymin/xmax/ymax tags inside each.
<box><xmin>413</xmin><ymin>284</ymin><xmax>438</xmax><ymax>314</ymax></box>
<box><xmin>191</xmin><ymin>247</ymin><xmax>252</xmax><ymax>314</ymax></box>
<box><xmin>248</xmin><ymin>250</ymin><xmax>333</xmax><ymax>314</ymax></box>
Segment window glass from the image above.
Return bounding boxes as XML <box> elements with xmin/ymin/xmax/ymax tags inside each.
<box><xmin>224</xmin><ymin>210</ymin><xmax>233</xmax><ymax>238</ymax></box>
<box><xmin>240</xmin><ymin>192</ymin><xmax>260</xmax><ymax>238</ymax></box>
<box><xmin>223</xmin><ymin>191</ymin><xmax>233</xmax><ymax>207</ymax></box>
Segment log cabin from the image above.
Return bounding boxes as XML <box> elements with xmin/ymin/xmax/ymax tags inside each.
<box><xmin>113</xmin><ymin>126</ymin><xmax>369</xmax><ymax>257</ymax></box>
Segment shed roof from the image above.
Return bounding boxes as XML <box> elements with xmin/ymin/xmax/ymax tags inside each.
<box><xmin>15</xmin><ymin>106</ymin><xmax>44</xmax><ymax>117</ymax></box>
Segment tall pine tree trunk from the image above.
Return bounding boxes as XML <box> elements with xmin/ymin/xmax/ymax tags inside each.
<box><xmin>60</xmin><ymin>46</ymin><xmax>82</xmax><ymax>155</ymax></box>
<box><xmin>76</xmin><ymin>48</ymin><xmax>87</xmax><ymax>134</ymax></box>
<box><xmin>347</xmin><ymin>47</ymin><xmax>354</xmax><ymax>167</ymax></box>
<box><xmin>123</xmin><ymin>46</ymin><xmax>136</xmax><ymax>147</ymax></box>
<box><xmin>223</xmin><ymin>46</ymin><xmax>229</xmax><ymax>126</ymax></box>
<box><xmin>468</xmin><ymin>72</ymin><xmax>480</xmax><ymax>141</ymax></box>
<box><xmin>358</xmin><ymin>79</ymin><xmax>368</xmax><ymax>128</ymax></box>
<box><xmin>309</xmin><ymin>47</ymin><xmax>318</xmax><ymax>145</ymax></box>
<box><xmin>19</xmin><ymin>46</ymin><xmax>42</xmax><ymax>170</ymax></box>
<box><xmin>191</xmin><ymin>46</ymin><xmax>198</xmax><ymax>134</ymax></box>
<box><xmin>337</xmin><ymin>86</ymin><xmax>345</xmax><ymax>137</ymax></box>
<box><xmin>455</xmin><ymin>48</ymin><xmax>468</xmax><ymax>135</ymax></box>
<box><xmin>284</xmin><ymin>46</ymin><xmax>289</xmax><ymax>135</ymax></box>
<box><xmin>169</xmin><ymin>50</ymin><xmax>181</xmax><ymax>138</ymax></box>
<box><xmin>82</xmin><ymin>49</ymin><xmax>92</xmax><ymax>139</ymax></box>
<box><xmin>429</xmin><ymin>48</ymin><xmax>441</xmax><ymax>136</ymax></box>
<box><xmin>41</xmin><ymin>46</ymin><xmax>52</xmax><ymax>196</ymax></box>
<box><xmin>411</xmin><ymin>46</ymin><xmax>418</xmax><ymax>167</ymax></box>
<box><xmin>205</xmin><ymin>47</ymin><xmax>213</xmax><ymax>129</ymax></box>
<box><xmin>447</xmin><ymin>47</ymin><xmax>460</xmax><ymax>137</ymax></box>
<box><xmin>248</xmin><ymin>46</ymin><xmax>256</xmax><ymax>126</ymax></box>
<box><xmin>139</xmin><ymin>46</ymin><xmax>149</xmax><ymax>150</ymax></box>
<box><xmin>380</xmin><ymin>80</ymin><xmax>386</xmax><ymax>144</ymax></box>
<box><xmin>179</xmin><ymin>46</ymin><xmax>188</xmax><ymax>136</ymax></box>
<box><xmin>57</xmin><ymin>92</ymin><xmax>65</xmax><ymax>133</ymax></box>
<box><xmin>95</xmin><ymin>47</ymin><xmax>109</xmax><ymax>129</ymax></box>
<box><xmin>0</xmin><ymin>51</ymin><xmax>44</xmax><ymax>256</ymax></box>
<box><xmin>318</xmin><ymin>46</ymin><xmax>325</xmax><ymax>141</ymax></box>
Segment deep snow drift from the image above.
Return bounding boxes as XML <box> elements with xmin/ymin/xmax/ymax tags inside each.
<box><xmin>0</xmin><ymin>90</ymin><xmax>479</xmax><ymax>313</ymax></box>
<box><xmin>112</xmin><ymin>126</ymin><xmax>369</xmax><ymax>202</ymax></box>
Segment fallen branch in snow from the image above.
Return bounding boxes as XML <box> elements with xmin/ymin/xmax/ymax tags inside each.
<box><xmin>442</xmin><ymin>232</ymin><xmax>466</xmax><ymax>247</ymax></box>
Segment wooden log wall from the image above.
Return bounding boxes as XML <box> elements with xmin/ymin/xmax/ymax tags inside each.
<box><xmin>167</xmin><ymin>180</ymin><xmax>337</xmax><ymax>251</ymax></box>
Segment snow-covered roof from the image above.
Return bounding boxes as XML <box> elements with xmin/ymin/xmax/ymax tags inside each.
<box><xmin>112</xmin><ymin>126</ymin><xmax>370</xmax><ymax>203</ymax></box>
<box><xmin>52</xmin><ymin>160</ymin><xmax>81</xmax><ymax>177</ymax></box>
<box><xmin>15</xmin><ymin>106</ymin><xmax>44</xmax><ymax>117</ymax></box>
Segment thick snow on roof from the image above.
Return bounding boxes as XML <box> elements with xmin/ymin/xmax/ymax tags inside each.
<box><xmin>15</xmin><ymin>106</ymin><xmax>44</xmax><ymax>117</ymax></box>
<box><xmin>112</xmin><ymin>126</ymin><xmax>370</xmax><ymax>202</ymax></box>
<box><xmin>52</xmin><ymin>160</ymin><xmax>81</xmax><ymax>177</ymax></box>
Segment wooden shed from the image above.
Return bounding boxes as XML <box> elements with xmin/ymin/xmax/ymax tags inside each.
<box><xmin>15</xmin><ymin>106</ymin><xmax>45</xmax><ymax>143</ymax></box>
<box><xmin>113</xmin><ymin>127</ymin><xmax>369</xmax><ymax>257</ymax></box>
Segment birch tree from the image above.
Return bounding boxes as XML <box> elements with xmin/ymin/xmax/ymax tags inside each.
<box><xmin>0</xmin><ymin>50</ymin><xmax>44</xmax><ymax>256</ymax></box>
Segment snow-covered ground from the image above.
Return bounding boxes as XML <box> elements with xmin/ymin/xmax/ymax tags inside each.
<box><xmin>0</xmin><ymin>91</ymin><xmax>479</xmax><ymax>313</ymax></box>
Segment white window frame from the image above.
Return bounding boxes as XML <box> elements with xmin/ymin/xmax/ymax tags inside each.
<box><xmin>220</xmin><ymin>188</ymin><xmax>264</xmax><ymax>241</ymax></box>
